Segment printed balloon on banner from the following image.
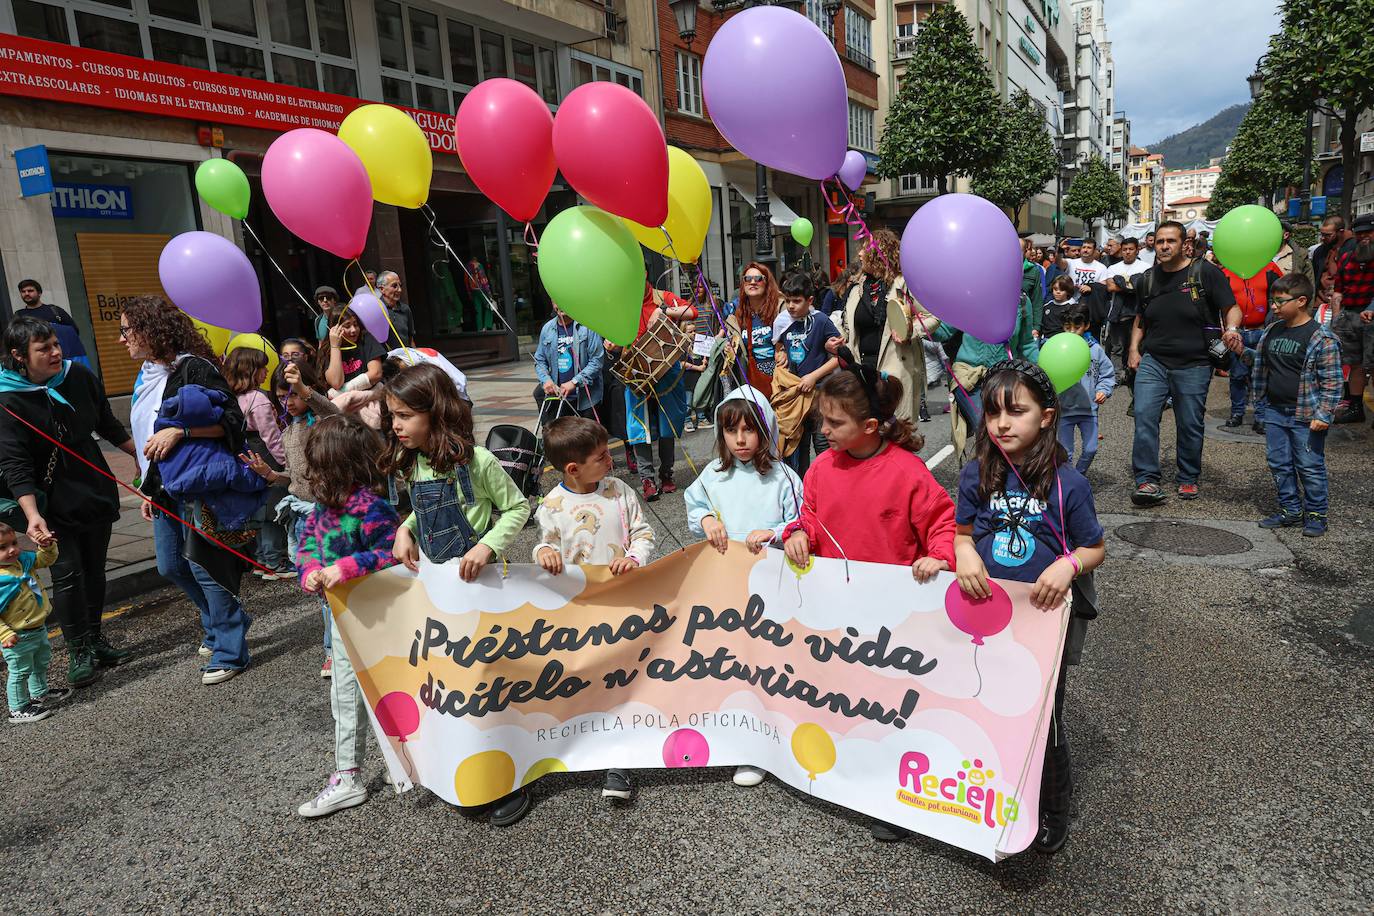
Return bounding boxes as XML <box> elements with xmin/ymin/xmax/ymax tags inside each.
<box><xmin>553</xmin><ymin>81</ymin><xmax>668</xmax><ymax>227</ymax></box>
<box><xmin>662</xmin><ymin>728</ymin><xmax>709</xmax><ymax>767</ymax></box>
<box><xmin>901</xmin><ymin>194</ymin><xmax>1021</xmax><ymax>344</ymax></box>
<box><xmin>158</xmin><ymin>231</ymin><xmax>262</xmax><ymax>333</ymax></box>
<box><xmin>1212</xmin><ymin>204</ymin><xmax>1283</xmax><ymax>279</ymax></box>
<box><xmin>1037</xmin><ymin>332</ymin><xmax>1091</xmax><ymax>394</ymax></box>
<box><xmin>455</xmin><ymin>79</ymin><xmax>556</xmax><ymax>222</ymax></box>
<box><xmin>702</xmin><ymin>7</ymin><xmax>848</xmax><ymax>181</ymax></box>
<box><xmin>520</xmin><ymin>757</ymin><xmax>569</xmax><ymax>787</ymax></box>
<box><xmin>194</xmin><ymin>159</ymin><xmax>250</xmax><ymax>220</ymax></box>
<box><xmin>226</xmin><ymin>333</ymin><xmax>280</xmax><ymax>392</ymax></box>
<box><xmin>791</xmin><ymin>723</ymin><xmax>836</xmax><ymax>781</ymax></box>
<box><xmin>944</xmin><ymin>580</ymin><xmax>1013</xmax><ymax>646</ymax></box>
<box><xmin>189</xmin><ymin>318</ymin><xmax>232</xmax><ymax>356</ymax></box>
<box><xmin>338</xmin><ymin>103</ymin><xmax>432</xmax><ymax>209</ymax></box>
<box><xmin>838</xmin><ymin>150</ymin><xmax>867</xmax><ymax>191</ymax></box>
<box><xmin>262</xmin><ymin>128</ymin><xmax>373</xmax><ymax>259</ymax></box>
<box><xmin>537</xmin><ymin>206</ymin><xmax>646</xmax><ymax>346</ymax></box>
<box><xmin>374</xmin><ymin>691</ymin><xmax>420</xmax><ymax>741</ymax></box>
<box><xmin>454</xmin><ymin>750</ymin><xmax>516</xmax><ymax>806</ymax></box>
<box><xmin>626</xmin><ymin>146</ymin><xmax>711</xmax><ymax>263</ymax></box>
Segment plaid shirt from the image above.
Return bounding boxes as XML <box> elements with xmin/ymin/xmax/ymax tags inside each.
<box><xmin>1333</xmin><ymin>251</ymin><xmax>1374</xmax><ymax>312</ymax></box>
<box><xmin>1244</xmin><ymin>321</ymin><xmax>1344</xmax><ymax>424</ymax></box>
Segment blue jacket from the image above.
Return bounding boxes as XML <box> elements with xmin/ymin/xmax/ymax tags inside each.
<box><xmin>533</xmin><ymin>318</ymin><xmax>604</xmax><ymax>412</ymax></box>
<box><xmin>155</xmin><ymin>384</ymin><xmax>266</xmax><ymax>529</ymax></box>
<box><xmin>1059</xmin><ymin>334</ymin><xmax>1116</xmax><ymax>419</ymax></box>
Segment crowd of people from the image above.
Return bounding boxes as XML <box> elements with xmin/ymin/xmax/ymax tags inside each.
<box><xmin>1</xmin><ymin>207</ymin><xmax>1367</xmax><ymax>855</ymax></box>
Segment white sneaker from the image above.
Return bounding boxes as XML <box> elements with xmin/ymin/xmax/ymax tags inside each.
<box><xmin>201</xmin><ymin>667</ymin><xmax>240</xmax><ymax>686</ymax></box>
<box><xmin>197</xmin><ymin>643</ymin><xmax>213</xmax><ymax>658</ymax></box>
<box><xmin>733</xmin><ymin>765</ymin><xmax>766</xmax><ymax>787</ymax></box>
<box><xmin>298</xmin><ymin>770</ymin><xmax>368</xmax><ymax>818</ymax></box>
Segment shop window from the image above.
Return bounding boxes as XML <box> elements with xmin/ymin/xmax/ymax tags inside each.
<box><xmin>409</xmin><ymin>8</ymin><xmax>443</xmax><ymax>78</ymax></box>
<box><xmin>75</xmin><ymin>11</ymin><xmax>142</xmax><ymax>58</ymax></box>
<box><xmin>269</xmin><ymin>0</ymin><xmax>313</xmax><ymax>50</ymax></box>
<box><xmin>480</xmin><ymin>30</ymin><xmax>507</xmax><ymax>79</ymax></box>
<box><xmin>210</xmin><ymin>0</ymin><xmax>257</xmax><ymax>37</ymax></box>
<box><xmin>415</xmin><ymin>82</ymin><xmax>449</xmax><ymax>115</ymax></box>
<box><xmin>314</xmin><ymin>0</ymin><xmax>352</xmax><ymax>58</ymax></box>
<box><xmin>214</xmin><ymin>41</ymin><xmax>266</xmax><ymax>80</ymax></box>
<box><xmin>151</xmin><ymin>28</ymin><xmax>208</xmax><ymax>70</ymax></box>
<box><xmin>512</xmin><ymin>39</ymin><xmax>537</xmax><ymax>91</ymax></box>
<box><xmin>322</xmin><ymin>63</ymin><xmax>358</xmax><ymax>97</ymax></box>
<box><xmin>272</xmin><ymin>53</ymin><xmax>318</xmax><ymax>90</ymax></box>
<box><xmin>383</xmin><ymin>76</ymin><xmax>413</xmax><ymax>107</ymax></box>
<box><xmin>448</xmin><ymin>21</ymin><xmax>479</xmax><ymax>86</ymax></box>
<box><xmin>13</xmin><ymin>0</ymin><xmax>70</xmax><ymax>44</ymax></box>
<box><xmin>571</xmin><ymin>58</ymin><xmax>593</xmax><ymax>88</ymax></box>
<box><xmin>148</xmin><ymin>0</ymin><xmax>199</xmax><ymax>25</ymax></box>
<box><xmin>376</xmin><ymin>1</ymin><xmax>408</xmax><ymax>70</ymax></box>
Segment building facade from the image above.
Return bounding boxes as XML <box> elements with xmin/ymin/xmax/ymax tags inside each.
<box><xmin>1163</xmin><ymin>166</ymin><xmax>1220</xmax><ymax>210</ymax></box>
<box><xmin>1062</xmin><ymin>0</ymin><xmax>1112</xmax><ymax>169</ymax></box>
<box><xmin>0</xmin><ymin>0</ymin><xmax>663</xmax><ymax>390</ymax></box>
<box><xmin>1126</xmin><ymin>146</ymin><xmax>1163</xmax><ymax>224</ymax></box>
<box><xmin>1109</xmin><ymin>110</ymin><xmax>1128</xmax><ymax>182</ymax></box>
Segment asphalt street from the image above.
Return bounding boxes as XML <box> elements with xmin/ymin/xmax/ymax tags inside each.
<box><xmin>3</xmin><ymin>381</ymin><xmax>1371</xmax><ymax>915</ymax></box>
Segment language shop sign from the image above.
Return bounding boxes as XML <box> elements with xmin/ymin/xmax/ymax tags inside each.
<box><xmin>0</xmin><ymin>33</ymin><xmax>458</xmax><ymax>155</ymax></box>
<box><xmin>51</xmin><ymin>183</ymin><xmax>133</xmax><ymax>219</ymax></box>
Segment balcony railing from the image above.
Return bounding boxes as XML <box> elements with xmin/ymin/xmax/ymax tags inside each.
<box><xmin>898</xmin><ymin>174</ymin><xmax>940</xmax><ymax>196</ymax></box>
<box><xmin>846</xmin><ymin>45</ymin><xmax>875</xmax><ymax>71</ymax></box>
<box><xmin>893</xmin><ymin>36</ymin><xmax>918</xmax><ymax>59</ymax></box>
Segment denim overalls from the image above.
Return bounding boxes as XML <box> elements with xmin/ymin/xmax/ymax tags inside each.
<box><xmin>410</xmin><ymin>465</ymin><xmax>480</xmax><ymax>562</ymax></box>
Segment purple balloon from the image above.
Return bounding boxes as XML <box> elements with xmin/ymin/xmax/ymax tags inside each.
<box><xmin>347</xmin><ymin>291</ymin><xmax>390</xmax><ymax>344</ymax></box>
<box><xmin>900</xmin><ymin>194</ymin><xmax>1021</xmax><ymax>344</ymax></box>
<box><xmin>839</xmin><ymin>151</ymin><xmax>867</xmax><ymax>191</ymax></box>
<box><xmin>158</xmin><ymin>231</ymin><xmax>262</xmax><ymax>334</ymax></box>
<box><xmin>703</xmin><ymin>8</ymin><xmax>847</xmax><ymax>181</ymax></box>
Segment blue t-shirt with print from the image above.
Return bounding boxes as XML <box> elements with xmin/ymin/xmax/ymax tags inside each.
<box><xmin>554</xmin><ymin>321</ymin><xmax>577</xmax><ymax>385</ymax></box>
<box><xmin>778</xmin><ymin>310</ymin><xmax>840</xmax><ymax>376</ymax></box>
<box><xmin>956</xmin><ymin>460</ymin><xmax>1103</xmax><ymax>582</ymax></box>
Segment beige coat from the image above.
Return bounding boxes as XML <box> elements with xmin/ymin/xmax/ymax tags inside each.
<box><xmin>838</xmin><ymin>275</ymin><xmax>939</xmax><ymax>422</ymax></box>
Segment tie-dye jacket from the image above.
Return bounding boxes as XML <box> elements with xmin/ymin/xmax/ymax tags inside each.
<box><xmin>296</xmin><ymin>486</ymin><xmax>400</xmax><ymax>586</ymax></box>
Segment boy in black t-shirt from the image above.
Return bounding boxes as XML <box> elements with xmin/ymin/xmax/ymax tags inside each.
<box><xmin>1227</xmin><ymin>275</ymin><xmax>1342</xmax><ymax>537</ymax></box>
<box><xmin>774</xmin><ymin>270</ymin><xmax>841</xmax><ymax>475</ymax></box>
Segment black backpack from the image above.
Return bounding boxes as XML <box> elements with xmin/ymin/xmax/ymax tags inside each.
<box><xmin>1138</xmin><ymin>260</ymin><xmax>1227</xmax><ymax>369</ymax></box>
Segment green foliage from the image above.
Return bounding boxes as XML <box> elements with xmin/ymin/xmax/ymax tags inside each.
<box><xmin>1150</xmin><ymin>104</ymin><xmax>1251</xmax><ymax>169</ymax></box>
<box><xmin>877</xmin><ymin>5</ymin><xmax>1005</xmax><ymax>190</ymax></box>
<box><xmin>1063</xmin><ymin>155</ymin><xmax>1129</xmax><ymax>224</ymax></box>
<box><xmin>1220</xmin><ymin>93</ymin><xmax>1307</xmax><ymax>193</ymax></box>
<box><xmin>970</xmin><ymin>90</ymin><xmax>1057</xmax><ymax>219</ymax></box>
<box><xmin>1291</xmin><ymin>224</ymin><xmax>1318</xmax><ymax>248</ymax></box>
<box><xmin>1205</xmin><ymin>172</ymin><xmax>1259</xmax><ymax>221</ymax></box>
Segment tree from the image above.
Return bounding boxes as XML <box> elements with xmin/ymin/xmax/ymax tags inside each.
<box><xmin>1218</xmin><ymin>91</ymin><xmax>1307</xmax><ymax>207</ymax></box>
<box><xmin>970</xmin><ymin>90</ymin><xmax>1057</xmax><ymax>226</ymax></box>
<box><xmin>1063</xmin><ymin>155</ymin><xmax>1129</xmax><ymax>233</ymax></box>
<box><xmin>1205</xmin><ymin>172</ymin><xmax>1260</xmax><ymax>221</ymax></box>
<box><xmin>1261</xmin><ymin>0</ymin><xmax>1374</xmax><ymax>223</ymax></box>
<box><xmin>877</xmin><ymin>5</ymin><xmax>1004</xmax><ymax>194</ymax></box>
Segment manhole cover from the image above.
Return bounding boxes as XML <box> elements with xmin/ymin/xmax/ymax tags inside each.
<box><xmin>1115</xmin><ymin>521</ymin><xmax>1253</xmax><ymax>557</ymax></box>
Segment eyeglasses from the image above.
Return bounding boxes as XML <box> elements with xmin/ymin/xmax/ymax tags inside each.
<box><xmin>1270</xmin><ymin>296</ymin><xmax>1303</xmax><ymax>306</ymax></box>
<box><xmin>118</xmin><ymin>325</ymin><xmax>131</xmax><ymax>337</ymax></box>
<box><xmin>742</xmin><ymin>274</ymin><xmax>766</xmax><ymax>283</ymax></box>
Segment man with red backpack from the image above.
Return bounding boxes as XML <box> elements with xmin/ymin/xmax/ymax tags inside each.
<box><xmin>1222</xmin><ymin>260</ymin><xmax>1284</xmax><ymax>433</ymax></box>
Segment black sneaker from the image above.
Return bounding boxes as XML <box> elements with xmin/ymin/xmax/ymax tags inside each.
<box><xmin>1131</xmin><ymin>483</ymin><xmax>1167</xmax><ymax>506</ymax></box>
<box><xmin>918</xmin><ymin>405</ymin><xmax>932</xmax><ymax>423</ymax></box>
<box><xmin>1223</xmin><ymin>414</ymin><xmax>1245</xmax><ymax>428</ymax></box>
<box><xmin>869</xmin><ymin>820</ymin><xmax>911</xmax><ymax>842</ymax></box>
<box><xmin>89</xmin><ymin>635</ymin><xmax>133</xmax><ymax>667</ymax></box>
<box><xmin>602</xmin><ymin>768</ymin><xmax>634</xmax><ymax>801</ymax></box>
<box><xmin>1303</xmin><ymin>513</ymin><xmax>1328</xmax><ymax>538</ymax></box>
<box><xmin>1258</xmin><ymin>512</ymin><xmax>1303</xmax><ymax>529</ymax></box>
<box><xmin>1334</xmin><ymin>403</ymin><xmax>1365</xmax><ymax>424</ymax></box>
<box><xmin>34</xmin><ymin>686</ymin><xmax>74</xmax><ymax>706</ymax></box>
<box><xmin>1251</xmin><ymin>420</ymin><xmax>1265</xmax><ymax>435</ymax></box>
<box><xmin>489</xmin><ymin>788</ymin><xmax>531</xmax><ymax>827</ymax></box>
<box><xmin>8</xmin><ymin>703</ymin><xmax>51</xmax><ymax>724</ymax></box>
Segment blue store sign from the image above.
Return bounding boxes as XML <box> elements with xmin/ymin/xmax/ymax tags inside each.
<box><xmin>51</xmin><ymin>182</ymin><xmax>134</xmax><ymax>219</ymax></box>
<box><xmin>15</xmin><ymin>145</ymin><xmax>54</xmax><ymax>197</ymax></box>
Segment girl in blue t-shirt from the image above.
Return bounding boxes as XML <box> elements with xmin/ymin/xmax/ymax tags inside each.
<box><xmin>953</xmin><ymin>360</ymin><xmax>1106</xmax><ymax>856</ymax></box>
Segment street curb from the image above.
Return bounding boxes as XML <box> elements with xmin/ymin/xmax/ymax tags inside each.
<box><xmin>104</xmin><ymin>560</ymin><xmax>174</xmax><ymax>606</ymax></box>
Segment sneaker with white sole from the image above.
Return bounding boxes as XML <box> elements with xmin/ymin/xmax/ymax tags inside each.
<box><xmin>320</xmin><ymin>655</ymin><xmax>333</xmax><ymax>679</ymax></box>
<box><xmin>298</xmin><ymin>770</ymin><xmax>368</xmax><ymax>818</ymax></box>
<box><xmin>8</xmin><ymin>703</ymin><xmax>51</xmax><ymax>724</ymax></box>
<box><xmin>34</xmin><ymin>686</ymin><xmax>74</xmax><ymax>707</ymax></box>
<box><xmin>602</xmin><ymin>768</ymin><xmax>634</xmax><ymax>800</ymax></box>
<box><xmin>197</xmin><ymin>643</ymin><xmax>213</xmax><ymax>658</ymax></box>
<box><xmin>732</xmin><ymin>765</ymin><xmax>766</xmax><ymax>787</ymax></box>
<box><xmin>201</xmin><ymin>667</ymin><xmax>241</xmax><ymax>686</ymax></box>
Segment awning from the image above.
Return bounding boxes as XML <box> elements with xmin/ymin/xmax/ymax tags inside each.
<box><xmin>722</xmin><ymin>165</ymin><xmax>802</xmax><ymax>228</ymax></box>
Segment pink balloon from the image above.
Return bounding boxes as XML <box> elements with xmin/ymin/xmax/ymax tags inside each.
<box><xmin>262</xmin><ymin>128</ymin><xmax>372</xmax><ymax>259</ymax></box>
<box><xmin>944</xmin><ymin>580</ymin><xmax>1013</xmax><ymax>646</ymax></box>
<box><xmin>456</xmin><ymin>79</ymin><xmax>555</xmax><ymax>223</ymax></box>
<box><xmin>157</xmin><ymin>231</ymin><xmax>262</xmax><ymax>333</ymax></box>
<box><xmin>347</xmin><ymin>291</ymin><xmax>390</xmax><ymax>344</ymax></box>
<box><xmin>375</xmin><ymin>691</ymin><xmax>420</xmax><ymax>741</ymax></box>
<box><xmin>661</xmin><ymin>727</ymin><xmax>709</xmax><ymax>768</ymax></box>
<box><xmin>553</xmin><ymin>82</ymin><xmax>667</xmax><ymax>227</ymax></box>
<box><xmin>839</xmin><ymin>151</ymin><xmax>867</xmax><ymax>191</ymax></box>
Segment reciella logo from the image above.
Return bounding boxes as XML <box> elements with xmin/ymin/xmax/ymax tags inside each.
<box><xmin>896</xmin><ymin>751</ymin><xmax>1020</xmax><ymax>828</ymax></box>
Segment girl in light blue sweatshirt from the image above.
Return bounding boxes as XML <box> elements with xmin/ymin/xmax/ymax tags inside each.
<box><xmin>684</xmin><ymin>385</ymin><xmax>803</xmax><ymax>789</ymax></box>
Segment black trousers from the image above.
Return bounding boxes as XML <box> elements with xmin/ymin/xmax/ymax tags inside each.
<box><xmin>49</xmin><ymin>521</ymin><xmax>113</xmax><ymax>644</ymax></box>
<box><xmin>1040</xmin><ymin>657</ymin><xmax>1072</xmax><ymax>814</ymax></box>
<box><xmin>1107</xmin><ymin>319</ymin><xmax>1136</xmax><ymax>391</ymax></box>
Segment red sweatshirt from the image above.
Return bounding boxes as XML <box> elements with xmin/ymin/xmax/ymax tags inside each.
<box><xmin>786</xmin><ymin>443</ymin><xmax>957</xmax><ymax>568</ymax></box>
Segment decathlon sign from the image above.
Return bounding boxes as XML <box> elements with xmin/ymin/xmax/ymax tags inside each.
<box><xmin>15</xmin><ymin>144</ymin><xmax>54</xmax><ymax>197</ymax></box>
<box><xmin>51</xmin><ymin>182</ymin><xmax>133</xmax><ymax>219</ymax></box>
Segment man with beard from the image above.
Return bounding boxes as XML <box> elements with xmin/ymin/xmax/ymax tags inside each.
<box><xmin>1103</xmin><ymin>237</ymin><xmax>1122</xmax><ymax>266</ymax></box>
<box><xmin>1331</xmin><ymin>214</ymin><xmax>1374</xmax><ymax>423</ymax></box>
<box><xmin>1138</xmin><ymin>231</ymin><xmax>1157</xmax><ymax>266</ymax></box>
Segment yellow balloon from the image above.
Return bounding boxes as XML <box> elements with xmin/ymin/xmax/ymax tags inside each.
<box><xmin>791</xmin><ymin>723</ymin><xmax>836</xmax><ymax>781</ymax></box>
<box><xmin>190</xmin><ymin>318</ymin><xmax>232</xmax><ymax>356</ymax></box>
<box><xmin>338</xmin><ymin>103</ymin><xmax>433</xmax><ymax>209</ymax></box>
<box><xmin>627</xmin><ymin>147</ymin><xmax>711</xmax><ymax>263</ymax></box>
<box><xmin>520</xmin><ymin>757</ymin><xmax>569</xmax><ymax>787</ymax></box>
<box><xmin>226</xmin><ymin>332</ymin><xmax>280</xmax><ymax>392</ymax></box>
<box><xmin>454</xmin><ymin>750</ymin><xmax>516</xmax><ymax>806</ymax></box>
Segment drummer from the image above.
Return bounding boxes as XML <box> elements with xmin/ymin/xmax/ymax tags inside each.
<box><xmin>606</xmin><ymin>281</ymin><xmax>697</xmax><ymax>502</ymax></box>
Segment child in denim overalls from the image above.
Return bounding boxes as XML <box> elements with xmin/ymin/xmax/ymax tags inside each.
<box><xmin>383</xmin><ymin>364</ymin><xmax>532</xmax><ymax>824</ymax></box>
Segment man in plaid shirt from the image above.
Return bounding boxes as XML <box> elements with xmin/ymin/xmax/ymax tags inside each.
<box><xmin>1331</xmin><ymin>213</ymin><xmax>1374</xmax><ymax>423</ymax></box>
<box><xmin>1229</xmin><ymin>274</ymin><xmax>1342</xmax><ymax>538</ymax></box>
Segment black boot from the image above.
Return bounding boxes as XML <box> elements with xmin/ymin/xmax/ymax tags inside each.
<box><xmin>89</xmin><ymin>630</ymin><xmax>133</xmax><ymax>667</ymax></box>
<box><xmin>1033</xmin><ymin>737</ymin><xmax>1072</xmax><ymax>854</ymax></box>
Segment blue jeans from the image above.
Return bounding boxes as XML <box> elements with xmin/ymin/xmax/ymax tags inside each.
<box><xmin>153</xmin><ymin>508</ymin><xmax>252</xmax><ymax>671</ymax></box>
<box><xmin>1057</xmin><ymin>414</ymin><xmax>1099</xmax><ymax>474</ymax></box>
<box><xmin>1263</xmin><ymin>406</ymin><xmax>1328</xmax><ymax>516</ymax></box>
<box><xmin>1131</xmin><ymin>354</ymin><xmax>1212</xmax><ymax>486</ymax></box>
<box><xmin>257</xmin><ymin>517</ymin><xmax>287</xmax><ymax>569</ymax></box>
<box><xmin>289</xmin><ymin>509</ymin><xmax>329</xmax><ymax>650</ymax></box>
<box><xmin>3</xmin><ymin>627</ymin><xmax>51</xmax><ymax>710</ymax></box>
<box><xmin>1228</xmin><ymin>329</ymin><xmax>1268</xmax><ymax>417</ymax></box>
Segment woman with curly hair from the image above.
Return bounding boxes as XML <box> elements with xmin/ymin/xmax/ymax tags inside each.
<box><xmin>829</xmin><ymin>228</ymin><xmax>940</xmax><ymax>423</ymax></box>
<box><xmin>724</xmin><ymin>261</ymin><xmax>785</xmax><ymax>396</ymax></box>
<box><xmin>123</xmin><ymin>295</ymin><xmax>254</xmax><ymax>685</ymax></box>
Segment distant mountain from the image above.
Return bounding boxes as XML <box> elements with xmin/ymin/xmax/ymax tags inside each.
<box><xmin>1148</xmin><ymin>103</ymin><xmax>1251</xmax><ymax>169</ymax></box>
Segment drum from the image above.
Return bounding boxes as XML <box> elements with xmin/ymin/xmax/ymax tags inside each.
<box><xmin>613</xmin><ymin>312</ymin><xmax>691</xmax><ymax>395</ymax></box>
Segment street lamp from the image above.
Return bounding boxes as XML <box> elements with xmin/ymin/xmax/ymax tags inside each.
<box><xmin>669</xmin><ymin>0</ymin><xmax>698</xmax><ymax>46</ymax></box>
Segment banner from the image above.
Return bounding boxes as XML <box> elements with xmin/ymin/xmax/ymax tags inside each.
<box><xmin>330</xmin><ymin>543</ymin><xmax>1069</xmax><ymax>862</ymax></box>
<box><xmin>0</xmin><ymin>34</ymin><xmax>457</xmax><ymax>154</ymax></box>
<box><xmin>74</xmin><ymin>232</ymin><xmax>170</xmax><ymax>396</ymax></box>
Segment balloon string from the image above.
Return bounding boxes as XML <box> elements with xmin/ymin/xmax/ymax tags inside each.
<box><xmin>419</xmin><ymin>203</ymin><xmax>516</xmax><ymax>336</ymax></box>
<box><xmin>523</xmin><ymin>221</ymin><xmax>540</xmax><ymax>258</ymax></box>
<box><xmin>243</xmin><ymin>222</ymin><xmax>320</xmax><ymax>318</ymax></box>
<box><xmin>343</xmin><ymin>260</ymin><xmax>416</xmax><ymax>366</ymax></box>
<box><xmin>972</xmin><ymin>642</ymin><xmax>984</xmax><ymax>698</ymax></box>
<box><xmin>822</xmin><ymin>178</ymin><xmax>919</xmax><ymax>314</ymax></box>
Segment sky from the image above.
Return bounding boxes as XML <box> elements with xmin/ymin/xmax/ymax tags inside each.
<box><xmin>1106</xmin><ymin>0</ymin><xmax>1281</xmax><ymax>146</ymax></box>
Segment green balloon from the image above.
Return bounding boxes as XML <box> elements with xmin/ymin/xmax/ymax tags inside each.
<box><xmin>1037</xmin><ymin>332</ymin><xmax>1091</xmax><ymax>394</ymax></box>
<box><xmin>538</xmin><ymin>207</ymin><xmax>646</xmax><ymax>347</ymax></box>
<box><xmin>1212</xmin><ymin>204</ymin><xmax>1282</xmax><ymax>279</ymax></box>
<box><xmin>790</xmin><ymin>217</ymin><xmax>814</xmax><ymax>247</ymax></box>
<box><xmin>195</xmin><ymin>159</ymin><xmax>251</xmax><ymax>220</ymax></box>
